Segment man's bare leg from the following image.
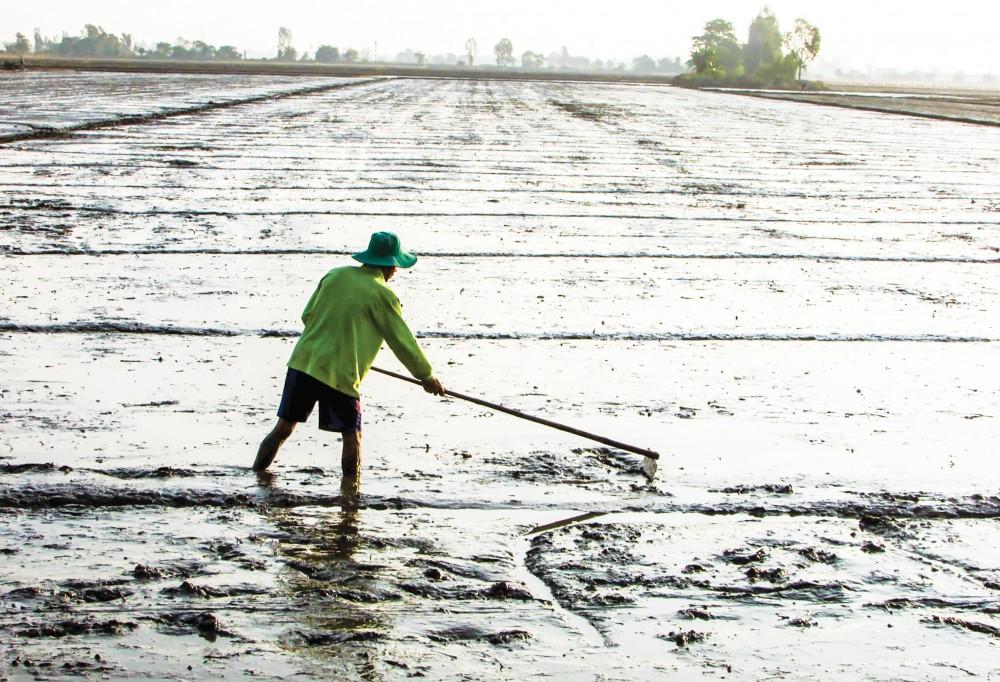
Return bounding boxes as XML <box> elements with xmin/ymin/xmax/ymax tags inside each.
<box><xmin>254</xmin><ymin>418</ymin><xmax>296</xmax><ymax>471</ymax></box>
<box><xmin>342</xmin><ymin>430</ymin><xmax>362</xmax><ymax>478</ymax></box>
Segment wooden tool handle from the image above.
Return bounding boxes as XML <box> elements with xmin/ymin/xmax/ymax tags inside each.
<box><xmin>371</xmin><ymin>366</ymin><xmax>660</xmax><ymax>460</ymax></box>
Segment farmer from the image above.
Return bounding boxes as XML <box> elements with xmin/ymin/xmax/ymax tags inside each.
<box><xmin>253</xmin><ymin>231</ymin><xmax>444</xmax><ymax>476</ymax></box>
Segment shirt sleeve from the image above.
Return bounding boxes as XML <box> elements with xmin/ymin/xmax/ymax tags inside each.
<box><xmin>372</xmin><ymin>291</ymin><xmax>433</xmax><ymax>381</ymax></box>
<box><xmin>301</xmin><ymin>275</ymin><xmax>326</xmax><ymax>325</ymax></box>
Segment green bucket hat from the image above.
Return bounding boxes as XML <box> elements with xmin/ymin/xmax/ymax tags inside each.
<box><xmin>352</xmin><ymin>231</ymin><xmax>417</xmax><ymax>268</ymax></box>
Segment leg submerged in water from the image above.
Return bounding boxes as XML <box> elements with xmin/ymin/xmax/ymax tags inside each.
<box><xmin>254</xmin><ymin>418</ymin><xmax>296</xmax><ymax>471</ymax></box>
<box><xmin>342</xmin><ymin>430</ymin><xmax>362</xmax><ymax>478</ymax></box>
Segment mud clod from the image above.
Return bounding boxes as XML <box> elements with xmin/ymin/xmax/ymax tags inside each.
<box><xmin>662</xmin><ymin>630</ymin><xmax>709</xmax><ymax>647</ymax></box>
<box><xmin>163</xmin><ymin>581</ymin><xmax>266</xmax><ymax>598</ymax></box>
<box><xmin>428</xmin><ymin>625</ymin><xmax>531</xmax><ymax>645</ymax></box>
<box><xmin>134</xmin><ymin>563</ymin><xmax>167</xmax><ymax>580</ymax></box>
<box><xmin>723</xmin><ymin>548</ymin><xmax>768</xmax><ymax>565</ymax></box>
<box><xmin>157</xmin><ymin>611</ymin><xmax>233</xmax><ymax>639</ymax></box>
<box><xmin>799</xmin><ymin>547</ymin><xmax>838</xmax><ymax>564</ymax></box>
<box><xmin>18</xmin><ymin>619</ymin><xmax>138</xmax><ymax>638</ymax></box>
<box><xmin>715</xmin><ymin>484</ymin><xmax>793</xmax><ymax>495</ymax></box>
<box><xmin>787</xmin><ymin>618</ymin><xmax>817</xmax><ymax>627</ymax></box>
<box><xmin>79</xmin><ymin>586</ymin><xmax>132</xmax><ymax>602</ymax></box>
<box><xmin>925</xmin><ymin>615</ymin><xmax>1000</xmax><ymax>638</ymax></box>
<box><xmin>486</xmin><ymin>581</ymin><xmax>533</xmax><ymax>600</ymax></box>
<box><xmin>295</xmin><ymin>630</ymin><xmax>385</xmax><ymax>646</ymax></box>
<box><xmin>858</xmin><ymin>515</ymin><xmax>908</xmax><ymax>537</ymax></box>
<box><xmin>745</xmin><ymin>567</ymin><xmax>787</xmax><ymax>583</ymax></box>
<box><xmin>678</xmin><ymin>608</ymin><xmax>713</xmax><ymax>620</ymax></box>
<box><xmin>485</xmin><ymin>629</ymin><xmax>532</xmax><ymax>645</ymax></box>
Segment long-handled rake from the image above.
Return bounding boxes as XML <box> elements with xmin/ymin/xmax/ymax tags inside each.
<box><xmin>372</xmin><ymin>367</ymin><xmax>660</xmax><ymax>481</ymax></box>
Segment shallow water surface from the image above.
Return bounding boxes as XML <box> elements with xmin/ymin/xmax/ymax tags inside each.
<box><xmin>1</xmin><ymin>73</ymin><xmax>998</xmax><ymax>679</ymax></box>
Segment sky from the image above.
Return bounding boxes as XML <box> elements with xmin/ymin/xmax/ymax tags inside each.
<box><xmin>3</xmin><ymin>0</ymin><xmax>997</xmax><ymax>74</ymax></box>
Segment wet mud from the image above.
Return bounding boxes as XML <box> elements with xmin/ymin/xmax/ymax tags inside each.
<box><xmin>2</xmin><ymin>73</ymin><xmax>999</xmax><ymax>679</ymax></box>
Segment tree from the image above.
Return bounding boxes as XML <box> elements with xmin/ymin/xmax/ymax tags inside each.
<box><xmin>784</xmin><ymin>18</ymin><xmax>821</xmax><ymax>80</ymax></box>
<box><xmin>632</xmin><ymin>54</ymin><xmax>656</xmax><ymax>72</ymax></box>
<box><xmin>190</xmin><ymin>40</ymin><xmax>216</xmax><ymax>60</ymax></box>
<box><xmin>414</xmin><ymin>52</ymin><xmax>426</xmax><ymax>66</ymax></box>
<box><xmin>315</xmin><ymin>45</ymin><xmax>340</xmax><ymax>64</ymax></box>
<box><xmin>277</xmin><ymin>27</ymin><xmax>296</xmax><ymax>61</ymax></box>
<box><xmin>216</xmin><ymin>45</ymin><xmax>242</xmax><ymax>60</ymax></box>
<box><xmin>33</xmin><ymin>28</ymin><xmax>45</xmax><ymax>53</ymax></box>
<box><xmin>744</xmin><ymin>7</ymin><xmax>783</xmax><ymax>77</ymax></box>
<box><xmin>4</xmin><ymin>32</ymin><xmax>31</xmax><ymax>55</ymax></box>
<box><xmin>343</xmin><ymin>48</ymin><xmax>359</xmax><ymax>63</ymax></box>
<box><xmin>465</xmin><ymin>37</ymin><xmax>477</xmax><ymax>66</ymax></box>
<box><xmin>687</xmin><ymin>19</ymin><xmax>742</xmax><ymax>78</ymax></box>
<box><xmin>657</xmin><ymin>56</ymin><xmax>684</xmax><ymax>74</ymax></box>
<box><xmin>151</xmin><ymin>42</ymin><xmax>173</xmax><ymax>59</ymax></box>
<box><xmin>494</xmin><ymin>38</ymin><xmax>513</xmax><ymax>67</ymax></box>
<box><xmin>521</xmin><ymin>50</ymin><xmax>544</xmax><ymax>69</ymax></box>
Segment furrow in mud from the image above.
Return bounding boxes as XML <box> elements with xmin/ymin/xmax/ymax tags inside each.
<box><xmin>0</xmin><ymin>77</ymin><xmax>386</xmax><ymax>145</ymax></box>
<box><xmin>4</xmin><ymin>247</ymin><xmax>997</xmax><ymax>264</ymax></box>
<box><xmin>1</xmin><ymin>476</ymin><xmax>998</xmax><ymax>519</ymax></box>
<box><xmin>3</xmin><ymin>202</ymin><xmax>999</xmax><ymax>225</ymax></box>
<box><xmin>0</xmin><ymin>321</ymin><xmax>992</xmax><ymax>342</ymax></box>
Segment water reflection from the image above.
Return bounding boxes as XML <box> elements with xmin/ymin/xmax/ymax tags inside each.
<box><xmin>261</xmin><ymin>471</ymin><xmax>388</xmax><ymax>676</ymax></box>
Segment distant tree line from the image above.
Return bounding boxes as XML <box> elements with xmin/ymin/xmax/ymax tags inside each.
<box><xmin>1</xmin><ymin>25</ymin><xmax>244</xmax><ymax>60</ymax></box>
<box><xmin>685</xmin><ymin>7</ymin><xmax>820</xmax><ymax>83</ymax></box>
<box><xmin>1</xmin><ymin>25</ymin><xmax>366</xmax><ymax>64</ymax></box>
<box><xmin>3</xmin><ymin>24</ymin><xmax>685</xmax><ymax>74</ymax></box>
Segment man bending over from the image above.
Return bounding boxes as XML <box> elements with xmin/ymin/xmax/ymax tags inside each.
<box><xmin>254</xmin><ymin>231</ymin><xmax>444</xmax><ymax>476</ymax></box>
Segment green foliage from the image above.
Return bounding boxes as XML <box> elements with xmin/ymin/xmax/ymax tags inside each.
<box><xmin>785</xmin><ymin>18</ymin><xmax>821</xmax><ymax>79</ymax></box>
<box><xmin>686</xmin><ymin>9</ymin><xmax>821</xmax><ymax>84</ymax></box>
<box><xmin>4</xmin><ymin>32</ymin><xmax>31</xmax><ymax>55</ymax></box>
<box><xmin>30</xmin><ymin>25</ymin><xmax>134</xmax><ymax>58</ymax></box>
<box><xmin>744</xmin><ymin>7</ymin><xmax>783</xmax><ymax>76</ymax></box>
<box><xmin>315</xmin><ymin>45</ymin><xmax>340</xmax><ymax>64</ymax></box>
<box><xmin>657</xmin><ymin>57</ymin><xmax>685</xmax><ymax>74</ymax></box>
<box><xmin>216</xmin><ymin>46</ymin><xmax>242</xmax><ymax>61</ymax></box>
<box><xmin>22</xmin><ymin>26</ymin><xmax>243</xmax><ymax>61</ymax></box>
<box><xmin>521</xmin><ymin>51</ymin><xmax>544</xmax><ymax>69</ymax></box>
<box><xmin>688</xmin><ymin>19</ymin><xmax>743</xmax><ymax>78</ymax></box>
<box><xmin>632</xmin><ymin>54</ymin><xmax>656</xmax><ymax>72</ymax></box>
<box><xmin>276</xmin><ymin>27</ymin><xmax>296</xmax><ymax>61</ymax></box>
<box><xmin>494</xmin><ymin>38</ymin><xmax>513</xmax><ymax>67</ymax></box>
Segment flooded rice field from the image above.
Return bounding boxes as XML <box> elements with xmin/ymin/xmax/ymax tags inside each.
<box><xmin>1</xmin><ymin>71</ymin><xmax>999</xmax><ymax>679</ymax></box>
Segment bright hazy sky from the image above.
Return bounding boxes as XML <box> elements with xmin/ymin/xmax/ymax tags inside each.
<box><xmin>4</xmin><ymin>0</ymin><xmax>997</xmax><ymax>74</ymax></box>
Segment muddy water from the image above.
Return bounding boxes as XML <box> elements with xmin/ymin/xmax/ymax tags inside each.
<box><xmin>1</xmin><ymin>74</ymin><xmax>999</xmax><ymax>679</ymax></box>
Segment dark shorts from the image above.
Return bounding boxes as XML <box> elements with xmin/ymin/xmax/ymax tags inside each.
<box><xmin>277</xmin><ymin>368</ymin><xmax>362</xmax><ymax>433</ymax></box>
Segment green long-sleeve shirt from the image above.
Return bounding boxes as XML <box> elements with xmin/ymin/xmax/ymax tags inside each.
<box><xmin>287</xmin><ymin>265</ymin><xmax>433</xmax><ymax>398</ymax></box>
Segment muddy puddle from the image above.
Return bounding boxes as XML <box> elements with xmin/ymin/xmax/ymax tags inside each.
<box><xmin>2</xmin><ymin>73</ymin><xmax>999</xmax><ymax>679</ymax></box>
